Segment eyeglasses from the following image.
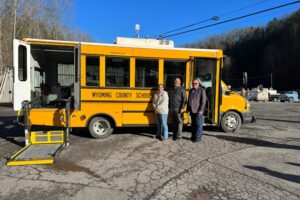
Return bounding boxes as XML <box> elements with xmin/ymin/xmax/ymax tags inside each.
<box><xmin>192</xmin><ymin>82</ymin><xmax>199</xmax><ymax>85</ymax></box>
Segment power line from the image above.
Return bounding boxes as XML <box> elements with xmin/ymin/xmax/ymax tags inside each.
<box><xmin>159</xmin><ymin>1</ymin><xmax>300</xmax><ymax>39</ymax></box>
<box><xmin>177</xmin><ymin>6</ymin><xmax>294</xmax><ymax>41</ymax></box>
<box><xmin>218</xmin><ymin>0</ymin><xmax>269</xmax><ymax>17</ymax></box>
<box><xmin>161</xmin><ymin>1</ymin><xmax>300</xmax><ymax>39</ymax></box>
<box><xmin>154</xmin><ymin>16</ymin><xmax>219</xmax><ymax>38</ymax></box>
<box><xmin>154</xmin><ymin>0</ymin><xmax>269</xmax><ymax>38</ymax></box>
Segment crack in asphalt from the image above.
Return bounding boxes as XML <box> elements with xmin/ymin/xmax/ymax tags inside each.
<box><xmin>205</xmin><ymin>160</ymin><xmax>300</xmax><ymax>198</ymax></box>
<box><xmin>0</xmin><ymin>173</ymin><xmax>127</xmax><ymax>193</ymax></box>
<box><xmin>144</xmin><ymin>145</ymin><xmax>254</xmax><ymax>200</ymax></box>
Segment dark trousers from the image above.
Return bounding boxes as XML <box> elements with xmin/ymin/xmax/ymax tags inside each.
<box><xmin>171</xmin><ymin>110</ymin><xmax>183</xmax><ymax>139</ymax></box>
<box><xmin>191</xmin><ymin>113</ymin><xmax>204</xmax><ymax>141</ymax></box>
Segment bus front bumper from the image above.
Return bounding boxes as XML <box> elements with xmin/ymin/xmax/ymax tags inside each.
<box><xmin>242</xmin><ymin>111</ymin><xmax>256</xmax><ymax>124</ymax></box>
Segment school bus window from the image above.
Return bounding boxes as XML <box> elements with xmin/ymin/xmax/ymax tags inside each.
<box><xmin>18</xmin><ymin>45</ymin><xmax>27</xmax><ymax>81</ymax></box>
<box><xmin>164</xmin><ymin>60</ymin><xmax>186</xmax><ymax>89</ymax></box>
<box><xmin>135</xmin><ymin>59</ymin><xmax>158</xmax><ymax>88</ymax></box>
<box><xmin>57</xmin><ymin>64</ymin><xmax>74</xmax><ymax>87</ymax></box>
<box><xmin>194</xmin><ymin>59</ymin><xmax>216</xmax><ymax>89</ymax></box>
<box><xmin>86</xmin><ymin>56</ymin><xmax>100</xmax><ymax>86</ymax></box>
<box><xmin>75</xmin><ymin>48</ymin><xmax>78</xmax><ymax>82</ymax></box>
<box><xmin>106</xmin><ymin>57</ymin><xmax>129</xmax><ymax>87</ymax></box>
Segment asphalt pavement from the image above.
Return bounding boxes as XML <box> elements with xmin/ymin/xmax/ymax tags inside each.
<box><xmin>0</xmin><ymin>102</ymin><xmax>299</xmax><ymax>200</ymax></box>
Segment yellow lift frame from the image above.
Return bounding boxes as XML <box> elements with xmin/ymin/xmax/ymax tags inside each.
<box><xmin>7</xmin><ymin>131</ymin><xmax>65</xmax><ymax>166</ymax></box>
<box><xmin>7</xmin><ymin>99</ymin><xmax>71</xmax><ymax>166</ymax></box>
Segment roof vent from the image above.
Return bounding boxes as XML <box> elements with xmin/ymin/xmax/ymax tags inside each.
<box><xmin>115</xmin><ymin>37</ymin><xmax>174</xmax><ymax>48</ymax></box>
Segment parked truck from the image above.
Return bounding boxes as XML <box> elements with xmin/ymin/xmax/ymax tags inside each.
<box><xmin>279</xmin><ymin>91</ymin><xmax>299</xmax><ymax>103</ymax></box>
<box><xmin>268</xmin><ymin>88</ymin><xmax>280</xmax><ymax>102</ymax></box>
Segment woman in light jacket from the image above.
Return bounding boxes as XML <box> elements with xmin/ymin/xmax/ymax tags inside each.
<box><xmin>153</xmin><ymin>84</ymin><xmax>169</xmax><ymax>140</ymax></box>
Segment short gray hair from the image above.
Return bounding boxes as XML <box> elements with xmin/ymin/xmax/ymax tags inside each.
<box><xmin>193</xmin><ymin>79</ymin><xmax>201</xmax><ymax>84</ymax></box>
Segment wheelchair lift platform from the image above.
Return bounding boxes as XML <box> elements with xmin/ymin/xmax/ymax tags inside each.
<box><xmin>7</xmin><ymin>131</ymin><xmax>65</xmax><ymax>166</ymax></box>
<box><xmin>7</xmin><ymin>100</ymin><xmax>71</xmax><ymax>166</ymax></box>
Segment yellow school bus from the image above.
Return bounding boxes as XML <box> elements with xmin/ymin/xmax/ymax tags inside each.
<box><xmin>13</xmin><ymin>37</ymin><xmax>255</xmax><ymax>139</ymax></box>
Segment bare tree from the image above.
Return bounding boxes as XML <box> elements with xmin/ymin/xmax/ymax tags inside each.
<box><xmin>0</xmin><ymin>0</ymin><xmax>3</xmax><ymax>73</ymax></box>
<box><xmin>0</xmin><ymin>0</ymin><xmax>16</xmax><ymax>70</ymax></box>
<box><xmin>0</xmin><ymin>0</ymin><xmax>92</xmax><ymax>72</ymax></box>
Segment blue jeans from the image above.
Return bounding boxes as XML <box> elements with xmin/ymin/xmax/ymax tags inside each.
<box><xmin>156</xmin><ymin>114</ymin><xmax>169</xmax><ymax>139</ymax></box>
<box><xmin>191</xmin><ymin>113</ymin><xmax>204</xmax><ymax>141</ymax></box>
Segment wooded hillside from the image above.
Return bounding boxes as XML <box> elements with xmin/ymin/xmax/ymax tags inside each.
<box><xmin>185</xmin><ymin>9</ymin><xmax>300</xmax><ymax>90</ymax></box>
<box><xmin>0</xmin><ymin>0</ymin><xmax>92</xmax><ymax>73</ymax></box>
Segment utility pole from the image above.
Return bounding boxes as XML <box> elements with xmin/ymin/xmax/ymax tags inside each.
<box><xmin>271</xmin><ymin>61</ymin><xmax>274</xmax><ymax>89</ymax></box>
<box><xmin>270</xmin><ymin>73</ymin><xmax>273</xmax><ymax>89</ymax></box>
<box><xmin>243</xmin><ymin>72</ymin><xmax>248</xmax><ymax>88</ymax></box>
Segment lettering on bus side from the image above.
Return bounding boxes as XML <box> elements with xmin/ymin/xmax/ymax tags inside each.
<box><xmin>90</xmin><ymin>91</ymin><xmax>153</xmax><ymax>100</ymax></box>
<box><xmin>92</xmin><ymin>92</ymin><xmax>112</xmax><ymax>98</ymax></box>
<box><xmin>136</xmin><ymin>93</ymin><xmax>152</xmax><ymax>99</ymax></box>
<box><xmin>116</xmin><ymin>92</ymin><xmax>132</xmax><ymax>98</ymax></box>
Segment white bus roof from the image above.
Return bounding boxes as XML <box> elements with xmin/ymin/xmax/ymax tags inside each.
<box><xmin>23</xmin><ymin>38</ymin><xmax>220</xmax><ymax>53</ymax></box>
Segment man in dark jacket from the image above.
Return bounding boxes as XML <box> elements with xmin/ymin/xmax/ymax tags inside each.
<box><xmin>187</xmin><ymin>79</ymin><xmax>207</xmax><ymax>142</ymax></box>
<box><xmin>169</xmin><ymin>77</ymin><xmax>186</xmax><ymax>140</ymax></box>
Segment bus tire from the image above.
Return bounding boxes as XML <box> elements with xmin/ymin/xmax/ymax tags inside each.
<box><xmin>88</xmin><ymin>117</ymin><xmax>113</xmax><ymax>139</ymax></box>
<box><xmin>221</xmin><ymin>111</ymin><xmax>241</xmax><ymax>133</ymax></box>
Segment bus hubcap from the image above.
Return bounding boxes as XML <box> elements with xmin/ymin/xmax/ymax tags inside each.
<box><xmin>93</xmin><ymin>120</ymin><xmax>108</xmax><ymax>135</ymax></box>
<box><xmin>226</xmin><ymin>116</ymin><xmax>237</xmax><ymax>129</ymax></box>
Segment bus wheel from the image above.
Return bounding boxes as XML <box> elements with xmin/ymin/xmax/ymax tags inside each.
<box><xmin>88</xmin><ymin>117</ymin><xmax>113</xmax><ymax>139</ymax></box>
<box><xmin>221</xmin><ymin>111</ymin><xmax>241</xmax><ymax>133</ymax></box>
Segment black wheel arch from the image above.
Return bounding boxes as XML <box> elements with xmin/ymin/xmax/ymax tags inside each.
<box><xmin>85</xmin><ymin>113</ymin><xmax>117</xmax><ymax>128</ymax></box>
<box><xmin>219</xmin><ymin>109</ymin><xmax>244</xmax><ymax>125</ymax></box>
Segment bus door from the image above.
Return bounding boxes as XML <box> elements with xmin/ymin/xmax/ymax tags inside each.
<box><xmin>74</xmin><ymin>43</ymin><xmax>81</xmax><ymax>110</ymax></box>
<box><xmin>13</xmin><ymin>39</ymin><xmax>31</xmax><ymax>111</ymax></box>
<box><xmin>193</xmin><ymin>57</ymin><xmax>220</xmax><ymax>124</ymax></box>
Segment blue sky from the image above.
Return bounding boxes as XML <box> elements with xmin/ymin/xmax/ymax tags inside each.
<box><xmin>70</xmin><ymin>0</ymin><xmax>300</xmax><ymax>46</ymax></box>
